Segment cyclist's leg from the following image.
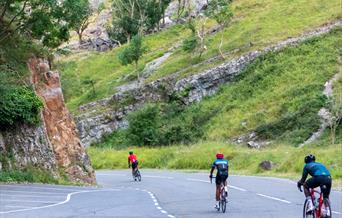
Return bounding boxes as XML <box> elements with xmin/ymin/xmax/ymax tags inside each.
<box><xmin>304</xmin><ymin>177</ymin><xmax>319</xmax><ymax>197</ymax></box>
<box><xmin>215</xmin><ymin>175</ymin><xmax>221</xmax><ymax>201</ymax></box>
<box><xmin>321</xmin><ymin>176</ymin><xmax>332</xmax><ymax>199</ymax></box>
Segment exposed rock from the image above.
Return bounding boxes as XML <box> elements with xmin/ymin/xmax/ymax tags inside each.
<box><xmin>28</xmin><ymin>58</ymin><xmax>96</xmax><ymax>184</ymax></box>
<box><xmin>299</xmin><ymin>72</ymin><xmax>342</xmax><ymax>147</ymax></box>
<box><xmin>259</xmin><ymin>160</ymin><xmax>274</xmax><ymax>171</ymax></box>
<box><xmin>75</xmin><ymin>20</ymin><xmax>341</xmax><ymax>147</ymax></box>
<box><xmin>0</xmin><ymin>121</ymin><xmax>58</xmax><ymax>176</ymax></box>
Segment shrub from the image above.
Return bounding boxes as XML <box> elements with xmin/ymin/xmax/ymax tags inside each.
<box><xmin>0</xmin><ymin>86</ymin><xmax>43</xmax><ymax>127</ymax></box>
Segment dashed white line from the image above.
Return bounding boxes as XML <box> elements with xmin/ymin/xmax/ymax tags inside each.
<box><xmin>228</xmin><ymin>185</ymin><xmax>247</xmax><ymax>192</ymax></box>
<box><xmin>332</xmin><ymin>211</ymin><xmax>342</xmax><ymax>215</ymax></box>
<box><xmin>141</xmin><ymin>189</ymin><xmax>176</xmax><ymax>218</ymax></box>
<box><xmin>143</xmin><ymin>175</ymin><xmax>174</xmax><ymax>179</ymax></box>
<box><xmin>161</xmin><ymin>210</ymin><xmax>167</xmax><ymax>214</ymax></box>
<box><xmin>256</xmin><ymin>193</ymin><xmax>291</xmax><ymax>204</ymax></box>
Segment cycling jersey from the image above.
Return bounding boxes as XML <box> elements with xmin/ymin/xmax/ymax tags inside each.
<box><xmin>302</xmin><ymin>162</ymin><xmax>331</xmax><ymax>178</ymax></box>
<box><xmin>128</xmin><ymin>154</ymin><xmax>138</xmax><ymax>164</ymax></box>
<box><xmin>212</xmin><ymin>159</ymin><xmax>229</xmax><ymax>176</ymax></box>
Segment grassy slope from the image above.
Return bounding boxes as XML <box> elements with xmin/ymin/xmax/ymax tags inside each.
<box><xmin>88</xmin><ymin>27</ymin><xmax>342</xmax><ymax>187</ymax></box>
<box><xmin>57</xmin><ymin>0</ymin><xmax>341</xmax><ymax>111</ymax></box>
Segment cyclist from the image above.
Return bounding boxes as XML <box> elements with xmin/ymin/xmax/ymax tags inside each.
<box><xmin>128</xmin><ymin>151</ymin><xmax>139</xmax><ymax>179</ymax></box>
<box><xmin>297</xmin><ymin>154</ymin><xmax>332</xmax><ymax>212</ymax></box>
<box><xmin>209</xmin><ymin>153</ymin><xmax>229</xmax><ymax>210</ymax></box>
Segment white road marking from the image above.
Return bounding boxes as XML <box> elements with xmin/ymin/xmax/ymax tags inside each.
<box><xmin>0</xmin><ymin>185</ymin><xmax>86</xmax><ymax>192</ymax></box>
<box><xmin>186</xmin><ymin>178</ymin><xmax>209</xmax><ymax>183</ymax></box>
<box><xmin>161</xmin><ymin>210</ymin><xmax>167</xmax><ymax>213</ymax></box>
<box><xmin>0</xmin><ymin>194</ymin><xmax>65</xmax><ymax>198</ymax></box>
<box><xmin>0</xmin><ymin>200</ymin><xmax>59</xmax><ymax>203</ymax></box>
<box><xmin>143</xmin><ymin>175</ymin><xmax>174</xmax><ymax>179</ymax></box>
<box><xmin>186</xmin><ymin>178</ymin><xmax>247</xmax><ymax>192</ymax></box>
<box><xmin>228</xmin><ymin>185</ymin><xmax>247</xmax><ymax>192</ymax></box>
<box><xmin>332</xmin><ymin>211</ymin><xmax>342</xmax><ymax>215</ymax></box>
<box><xmin>155</xmin><ymin>203</ymin><xmax>159</xmax><ymax>206</ymax></box>
<box><xmin>0</xmin><ymin>189</ymin><xmax>119</xmax><ymax>214</ymax></box>
<box><xmin>256</xmin><ymin>193</ymin><xmax>291</xmax><ymax>204</ymax></box>
<box><xmin>157</xmin><ymin>207</ymin><xmax>162</xmax><ymax>210</ymax></box>
<box><xmin>168</xmin><ymin>215</ymin><xmax>176</xmax><ymax>218</ymax></box>
<box><xmin>4</xmin><ymin>206</ymin><xmax>35</xmax><ymax>209</ymax></box>
<box><xmin>0</xmin><ymin>190</ymin><xmax>69</xmax><ymax>195</ymax></box>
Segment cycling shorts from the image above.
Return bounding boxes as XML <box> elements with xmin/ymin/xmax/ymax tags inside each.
<box><xmin>305</xmin><ymin>176</ymin><xmax>332</xmax><ymax>198</ymax></box>
<box><xmin>132</xmin><ymin>161</ymin><xmax>138</xmax><ymax>170</ymax></box>
<box><xmin>215</xmin><ymin>174</ymin><xmax>228</xmax><ymax>185</ymax></box>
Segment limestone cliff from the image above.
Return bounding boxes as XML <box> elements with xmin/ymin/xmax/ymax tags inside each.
<box><xmin>24</xmin><ymin>58</ymin><xmax>96</xmax><ymax>184</ymax></box>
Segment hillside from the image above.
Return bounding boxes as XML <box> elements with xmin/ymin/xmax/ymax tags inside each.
<box><xmin>55</xmin><ymin>0</ymin><xmax>341</xmax><ymax>184</ymax></box>
<box><xmin>57</xmin><ymin>0</ymin><xmax>341</xmax><ymax>111</ymax></box>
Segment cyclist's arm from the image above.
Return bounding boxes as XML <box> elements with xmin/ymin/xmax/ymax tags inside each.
<box><xmin>227</xmin><ymin>165</ymin><xmax>229</xmax><ymax>178</ymax></box>
<box><xmin>128</xmin><ymin>157</ymin><xmax>131</xmax><ymax>168</ymax></box>
<box><xmin>299</xmin><ymin>166</ymin><xmax>308</xmax><ymax>184</ymax></box>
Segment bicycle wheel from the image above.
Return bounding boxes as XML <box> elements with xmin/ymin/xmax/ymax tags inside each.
<box><xmin>303</xmin><ymin>199</ymin><xmax>316</xmax><ymax>218</ymax></box>
<box><xmin>321</xmin><ymin>199</ymin><xmax>332</xmax><ymax>218</ymax></box>
<box><xmin>137</xmin><ymin>170</ymin><xmax>141</xmax><ymax>182</ymax></box>
<box><xmin>221</xmin><ymin>190</ymin><xmax>227</xmax><ymax>213</ymax></box>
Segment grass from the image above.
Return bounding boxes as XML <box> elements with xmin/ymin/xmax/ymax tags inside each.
<box><xmin>57</xmin><ymin>0</ymin><xmax>341</xmax><ymax>111</ymax></box>
<box><xmin>91</xmin><ymin>27</ymin><xmax>342</xmax><ymax>147</ymax></box>
<box><xmin>88</xmin><ymin>129</ymin><xmax>342</xmax><ymax>187</ymax></box>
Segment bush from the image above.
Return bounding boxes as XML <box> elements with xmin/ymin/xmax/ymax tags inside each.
<box><xmin>0</xmin><ymin>86</ymin><xmax>43</xmax><ymax>127</ymax></box>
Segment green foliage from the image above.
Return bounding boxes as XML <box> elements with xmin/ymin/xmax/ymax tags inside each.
<box><xmin>182</xmin><ymin>21</ymin><xmax>198</xmax><ymax>53</ymax></box>
<box><xmin>205</xmin><ymin>0</ymin><xmax>233</xmax><ymax>26</ymax></box>
<box><xmin>63</xmin><ymin>0</ymin><xmax>93</xmax><ymax>43</ymax></box>
<box><xmin>0</xmin><ymin>169</ymin><xmax>57</xmax><ymax>183</ymax></box>
<box><xmin>110</xmin><ymin>0</ymin><xmax>171</xmax><ymax>43</ymax></box>
<box><xmin>0</xmin><ymin>86</ymin><xmax>43</xmax><ymax>127</ymax></box>
<box><xmin>118</xmin><ymin>35</ymin><xmax>147</xmax><ymax>69</ymax></box>
<box><xmin>127</xmin><ymin>104</ymin><xmax>160</xmax><ymax>146</ymax></box>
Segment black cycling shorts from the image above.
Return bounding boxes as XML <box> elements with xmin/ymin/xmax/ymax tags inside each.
<box><xmin>305</xmin><ymin>176</ymin><xmax>332</xmax><ymax>198</ymax></box>
<box><xmin>215</xmin><ymin>174</ymin><xmax>228</xmax><ymax>185</ymax></box>
<box><xmin>132</xmin><ymin>161</ymin><xmax>138</xmax><ymax>170</ymax></box>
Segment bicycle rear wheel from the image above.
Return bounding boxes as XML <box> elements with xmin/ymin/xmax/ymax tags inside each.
<box><xmin>321</xmin><ymin>199</ymin><xmax>332</xmax><ymax>218</ymax></box>
<box><xmin>303</xmin><ymin>199</ymin><xmax>316</xmax><ymax>218</ymax></box>
<box><xmin>220</xmin><ymin>190</ymin><xmax>227</xmax><ymax>213</ymax></box>
<box><xmin>137</xmin><ymin>170</ymin><xmax>141</xmax><ymax>182</ymax></box>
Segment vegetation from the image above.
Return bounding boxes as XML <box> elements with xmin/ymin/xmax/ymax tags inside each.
<box><xmin>92</xmin><ymin>28</ymin><xmax>342</xmax><ymax>148</ymax></box>
<box><xmin>57</xmin><ymin>0</ymin><xmax>341</xmax><ymax>111</ymax></box>
<box><xmin>88</xmin><ymin>127</ymin><xmax>342</xmax><ymax>187</ymax></box>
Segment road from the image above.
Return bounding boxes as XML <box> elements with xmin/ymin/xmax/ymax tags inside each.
<box><xmin>0</xmin><ymin>170</ymin><xmax>341</xmax><ymax>217</ymax></box>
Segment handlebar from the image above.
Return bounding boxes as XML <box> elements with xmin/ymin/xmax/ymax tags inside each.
<box><xmin>298</xmin><ymin>185</ymin><xmax>303</xmax><ymax>192</ymax></box>
<box><xmin>210</xmin><ymin>176</ymin><xmax>216</xmax><ymax>184</ymax></box>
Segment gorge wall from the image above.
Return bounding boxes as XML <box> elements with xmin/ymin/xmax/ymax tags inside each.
<box><xmin>75</xmin><ymin>21</ymin><xmax>341</xmax><ymax>147</ymax></box>
<box><xmin>0</xmin><ymin>58</ymin><xmax>96</xmax><ymax>184</ymax></box>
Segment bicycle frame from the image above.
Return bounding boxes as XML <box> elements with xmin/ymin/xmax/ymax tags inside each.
<box><xmin>310</xmin><ymin>188</ymin><xmax>324</xmax><ymax>218</ymax></box>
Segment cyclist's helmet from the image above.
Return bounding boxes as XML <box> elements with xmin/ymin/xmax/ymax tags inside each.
<box><xmin>129</xmin><ymin>151</ymin><xmax>133</xmax><ymax>155</ymax></box>
<box><xmin>216</xmin><ymin>153</ymin><xmax>224</xmax><ymax>159</ymax></box>
<box><xmin>304</xmin><ymin>154</ymin><xmax>315</xmax><ymax>164</ymax></box>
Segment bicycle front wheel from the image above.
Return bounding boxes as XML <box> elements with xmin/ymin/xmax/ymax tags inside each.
<box><xmin>221</xmin><ymin>198</ymin><xmax>227</xmax><ymax>213</ymax></box>
<box><xmin>321</xmin><ymin>199</ymin><xmax>332</xmax><ymax>218</ymax></box>
<box><xmin>303</xmin><ymin>199</ymin><xmax>316</xmax><ymax>218</ymax></box>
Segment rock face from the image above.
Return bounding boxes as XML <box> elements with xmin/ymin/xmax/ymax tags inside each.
<box><xmin>0</xmin><ymin>122</ymin><xmax>57</xmax><ymax>175</ymax></box>
<box><xmin>75</xmin><ymin>20</ymin><xmax>341</xmax><ymax>147</ymax></box>
<box><xmin>28</xmin><ymin>58</ymin><xmax>96</xmax><ymax>184</ymax></box>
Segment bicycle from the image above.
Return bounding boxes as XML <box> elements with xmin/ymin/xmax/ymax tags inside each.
<box><xmin>298</xmin><ymin>185</ymin><xmax>332</xmax><ymax>218</ymax></box>
<box><xmin>210</xmin><ymin>176</ymin><xmax>228</xmax><ymax>213</ymax></box>
<box><xmin>132</xmin><ymin>168</ymin><xmax>141</xmax><ymax>182</ymax></box>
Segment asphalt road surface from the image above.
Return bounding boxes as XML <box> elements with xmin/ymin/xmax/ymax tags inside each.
<box><xmin>0</xmin><ymin>170</ymin><xmax>341</xmax><ymax>218</ymax></box>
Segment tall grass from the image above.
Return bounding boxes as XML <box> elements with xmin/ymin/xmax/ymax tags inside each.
<box><xmin>88</xmin><ymin>128</ymin><xmax>342</xmax><ymax>187</ymax></box>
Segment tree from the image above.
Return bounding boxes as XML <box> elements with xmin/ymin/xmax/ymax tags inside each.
<box><xmin>182</xmin><ymin>17</ymin><xmax>207</xmax><ymax>59</ymax></box>
<box><xmin>63</xmin><ymin>0</ymin><xmax>93</xmax><ymax>44</ymax></box>
<box><xmin>0</xmin><ymin>0</ymin><xmax>70</xmax><ymax>48</ymax></box>
<box><xmin>118</xmin><ymin>35</ymin><xmax>147</xmax><ymax>80</ymax></box>
<box><xmin>205</xmin><ymin>0</ymin><xmax>233</xmax><ymax>59</ymax></box>
<box><xmin>110</xmin><ymin>0</ymin><xmax>171</xmax><ymax>44</ymax></box>
<box><xmin>328</xmin><ymin>86</ymin><xmax>342</xmax><ymax>144</ymax></box>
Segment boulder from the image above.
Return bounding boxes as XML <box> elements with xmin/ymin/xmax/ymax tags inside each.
<box><xmin>259</xmin><ymin>160</ymin><xmax>274</xmax><ymax>170</ymax></box>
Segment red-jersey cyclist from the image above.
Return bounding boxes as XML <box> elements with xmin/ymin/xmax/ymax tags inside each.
<box><xmin>128</xmin><ymin>151</ymin><xmax>139</xmax><ymax>177</ymax></box>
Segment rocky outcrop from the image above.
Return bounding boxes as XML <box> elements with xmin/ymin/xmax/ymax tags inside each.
<box><xmin>28</xmin><ymin>58</ymin><xmax>96</xmax><ymax>184</ymax></box>
<box><xmin>0</xmin><ymin>121</ymin><xmax>57</xmax><ymax>175</ymax></box>
<box><xmin>299</xmin><ymin>72</ymin><xmax>342</xmax><ymax>147</ymax></box>
<box><xmin>75</xmin><ymin>20</ymin><xmax>341</xmax><ymax>147</ymax></box>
